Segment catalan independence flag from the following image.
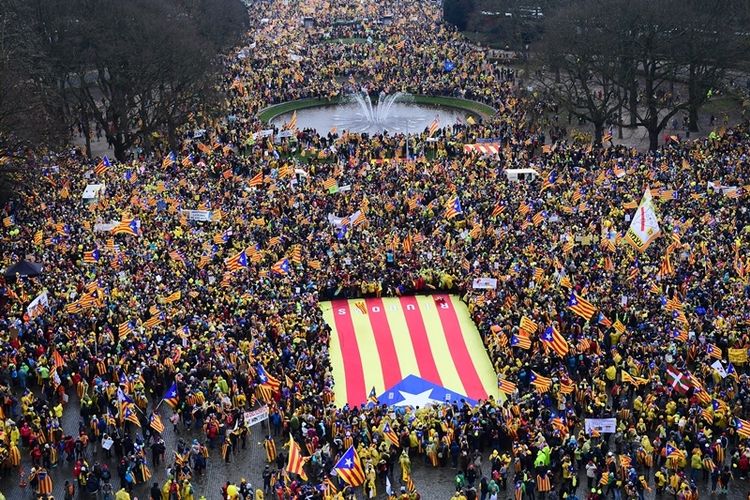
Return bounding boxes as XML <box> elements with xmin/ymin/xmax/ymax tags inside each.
<box><xmin>257</xmin><ymin>364</ymin><xmax>281</xmax><ymax>391</ymax></box>
<box><xmin>83</xmin><ymin>248</ymin><xmax>100</xmax><ymax>264</ymax></box>
<box><xmin>123</xmin><ymin>405</ymin><xmax>141</xmax><ymax>427</ymax></box>
<box><xmin>734</xmin><ymin>417</ymin><xmax>750</xmax><ymax>438</ymax></box>
<box><xmin>444</xmin><ymin>197</ymin><xmax>463</xmax><ymax>220</ymax></box>
<box><xmin>225</xmin><ymin>250</ymin><xmax>248</xmax><ymax>271</ymax></box>
<box><xmin>286</xmin><ymin>436</ymin><xmax>308</xmax><ymax>480</ymax></box>
<box><xmin>706</xmin><ymin>344</ymin><xmax>722</xmax><ymax>360</ymax></box>
<box><xmin>118</xmin><ymin>321</ymin><xmax>134</xmax><ymax>337</ymax></box>
<box><xmin>111</xmin><ymin>218</ymin><xmax>140</xmax><ymax>236</ymax></box>
<box><xmin>162</xmin><ymin>151</ymin><xmax>177</xmax><ymax>168</ymax></box>
<box><xmin>540</xmin><ymin>325</ymin><xmax>569</xmax><ymax>357</ymax></box>
<box><xmin>321</xmin><ymin>295</ymin><xmax>498</xmax><ymax>407</ymax></box>
<box><xmin>149</xmin><ymin>414</ymin><xmax>165</xmax><ymax>434</ymax></box>
<box><xmin>382</xmin><ymin>422</ymin><xmax>399</xmax><ymax>447</ymax></box>
<box><xmin>95</xmin><ymin>155</ymin><xmax>111</xmax><ymax>176</ymax></box>
<box><xmin>368</xmin><ymin>387</ymin><xmax>379</xmax><ymax>405</ymax></box>
<box><xmin>530</xmin><ymin>371</ymin><xmax>552</xmax><ymax>391</ymax></box>
<box><xmin>163</xmin><ymin>382</ymin><xmax>179</xmax><ymax>409</ymax></box>
<box><xmin>332</xmin><ymin>446</ymin><xmax>365</xmax><ymax>486</ymax></box>
<box><xmin>567</xmin><ymin>292</ymin><xmax>597</xmax><ymax>320</ymax></box>
<box><xmin>511</xmin><ymin>334</ymin><xmax>531</xmax><ymax>350</ymax></box>
<box><xmin>271</xmin><ymin>258</ymin><xmax>291</xmax><ymax>275</ymax></box>
<box><xmin>143</xmin><ymin>313</ymin><xmax>164</xmax><ymax>329</ymax></box>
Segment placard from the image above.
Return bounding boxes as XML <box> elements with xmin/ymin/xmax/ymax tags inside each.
<box><xmin>254</xmin><ymin>129</ymin><xmax>274</xmax><ymax>139</ymax></box>
<box><xmin>244</xmin><ymin>405</ymin><xmax>269</xmax><ymax>427</ymax></box>
<box><xmin>584</xmin><ymin>418</ymin><xmax>617</xmax><ymax>434</ymax></box>
<box><xmin>26</xmin><ymin>290</ymin><xmax>49</xmax><ymax>319</ymax></box>
<box><xmin>181</xmin><ymin>210</ymin><xmax>212</xmax><ymax>222</ymax></box>
<box><xmin>82</xmin><ymin>183</ymin><xmax>105</xmax><ymax>200</ymax></box>
<box><xmin>472</xmin><ymin>277</ymin><xmax>497</xmax><ymax>289</ymax></box>
<box><xmin>711</xmin><ymin>360</ymin><xmax>727</xmax><ymax>378</ymax></box>
<box><xmin>94</xmin><ymin>223</ymin><xmax>118</xmax><ymax>232</ymax></box>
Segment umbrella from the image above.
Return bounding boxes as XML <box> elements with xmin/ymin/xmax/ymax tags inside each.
<box><xmin>3</xmin><ymin>261</ymin><xmax>43</xmax><ymax>279</ymax></box>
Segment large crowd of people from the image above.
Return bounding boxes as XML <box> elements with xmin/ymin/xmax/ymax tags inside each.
<box><xmin>1</xmin><ymin>0</ymin><xmax>750</xmax><ymax>499</ymax></box>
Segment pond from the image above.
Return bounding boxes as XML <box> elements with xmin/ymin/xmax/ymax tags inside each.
<box><xmin>270</xmin><ymin>93</ymin><xmax>471</xmax><ymax>135</ymax></box>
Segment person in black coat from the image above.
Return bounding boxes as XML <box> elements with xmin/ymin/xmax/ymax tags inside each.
<box><xmin>150</xmin><ymin>481</ymin><xmax>161</xmax><ymax>500</ymax></box>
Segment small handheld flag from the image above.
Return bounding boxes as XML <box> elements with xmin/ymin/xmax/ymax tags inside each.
<box><xmin>163</xmin><ymin>382</ymin><xmax>179</xmax><ymax>409</ymax></box>
<box><xmin>332</xmin><ymin>446</ymin><xmax>365</xmax><ymax>486</ymax></box>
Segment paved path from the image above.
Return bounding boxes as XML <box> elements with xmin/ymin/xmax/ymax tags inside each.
<box><xmin>1</xmin><ymin>389</ymin><xmax>747</xmax><ymax>499</ymax></box>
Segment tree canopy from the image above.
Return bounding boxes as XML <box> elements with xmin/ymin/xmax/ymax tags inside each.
<box><xmin>0</xmin><ymin>0</ymin><xmax>248</xmax><ymax>159</ymax></box>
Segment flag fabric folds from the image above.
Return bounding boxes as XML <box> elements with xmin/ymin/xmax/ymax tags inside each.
<box><xmin>257</xmin><ymin>364</ymin><xmax>281</xmax><ymax>391</ymax></box>
<box><xmin>530</xmin><ymin>371</ymin><xmax>552</xmax><ymax>391</ymax></box>
<box><xmin>286</xmin><ymin>436</ymin><xmax>308</xmax><ymax>480</ymax></box>
<box><xmin>111</xmin><ymin>218</ymin><xmax>140</xmax><ymax>236</ymax></box>
<box><xmin>150</xmin><ymin>414</ymin><xmax>165</xmax><ymax>434</ymax></box>
<box><xmin>624</xmin><ymin>189</ymin><xmax>661</xmax><ymax>252</ymax></box>
<box><xmin>444</xmin><ymin>197</ymin><xmax>463</xmax><ymax>220</ymax></box>
<box><xmin>123</xmin><ymin>405</ymin><xmax>141</xmax><ymax>427</ymax></box>
<box><xmin>83</xmin><ymin>249</ymin><xmax>100</xmax><ymax>264</ymax></box>
<box><xmin>95</xmin><ymin>156</ymin><xmax>111</xmax><ymax>175</ymax></box>
<box><xmin>540</xmin><ymin>326</ymin><xmax>569</xmax><ymax>356</ymax></box>
<box><xmin>368</xmin><ymin>387</ymin><xmax>378</xmax><ymax>405</ymax></box>
<box><xmin>271</xmin><ymin>258</ymin><xmax>291</xmax><ymax>275</ymax></box>
<box><xmin>382</xmin><ymin>423</ymin><xmax>399</xmax><ymax>447</ymax></box>
<box><xmin>427</xmin><ymin>117</ymin><xmax>440</xmax><ymax>137</ymax></box>
<box><xmin>332</xmin><ymin>446</ymin><xmax>365</xmax><ymax>486</ymax></box>
<box><xmin>511</xmin><ymin>334</ymin><xmax>531</xmax><ymax>350</ymax></box>
<box><xmin>735</xmin><ymin>417</ymin><xmax>750</xmax><ymax>438</ymax></box>
<box><xmin>498</xmin><ymin>378</ymin><xmax>517</xmax><ymax>394</ymax></box>
<box><xmin>225</xmin><ymin>250</ymin><xmax>248</xmax><ymax>271</ymax></box>
<box><xmin>567</xmin><ymin>292</ymin><xmax>597</xmax><ymax>320</ymax></box>
<box><xmin>163</xmin><ymin>382</ymin><xmax>179</xmax><ymax>408</ymax></box>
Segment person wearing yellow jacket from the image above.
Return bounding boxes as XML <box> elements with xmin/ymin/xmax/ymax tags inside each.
<box><xmin>365</xmin><ymin>460</ymin><xmax>377</xmax><ymax>498</ymax></box>
<box><xmin>654</xmin><ymin>468</ymin><xmax>667</xmax><ymax>494</ymax></box>
<box><xmin>690</xmin><ymin>449</ymin><xmax>702</xmax><ymax>483</ymax></box>
<box><xmin>114</xmin><ymin>487</ymin><xmax>131</xmax><ymax>500</ymax></box>
<box><xmin>181</xmin><ymin>479</ymin><xmax>195</xmax><ymax>500</ymax></box>
<box><xmin>9</xmin><ymin>423</ymin><xmax>19</xmax><ymax>446</ymax></box>
<box><xmin>605</xmin><ymin>365</ymin><xmax>616</xmax><ymax>382</ymax></box>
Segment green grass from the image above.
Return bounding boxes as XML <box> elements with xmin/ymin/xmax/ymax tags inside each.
<box><xmin>321</xmin><ymin>37</ymin><xmax>368</xmax><ymax>45</ymax></box>
<box><xmin>257</xmin><ymin>98</ymin><xmax>337</xmax><ymax>123</ymax></box>
<box><xmin>702</xmin><ymin>95</ymin><xmax>743</xmax><ymax>115</ymax></box>
<box><xmin>410</xmin><ymin>95</ymin><xmax>496</xmax><ymax>117</ymax></box>
<box><xmin>257</xmin><ymin>95</ymin><xmax>496</xmax><ymax>124</ymax></box>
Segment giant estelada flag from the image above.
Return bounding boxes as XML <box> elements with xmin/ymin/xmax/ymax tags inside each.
<box><xmin>320</xmin><ymin>295</ymin><xmax>498</xmax><ymax>407</ymax></box>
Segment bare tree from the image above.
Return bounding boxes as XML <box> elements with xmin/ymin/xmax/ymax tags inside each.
<box><xmin>541</xmin><ymin>0</ymin><xmax>741</xmax><ymax>151</ymax></box>
<box><xmin>540</xmin><ymin>1</ymin><xmax>626</xmax><ymax>145</ymax></box>
<box><xmin>1</xmin><ymin>0</ymin><xmax>248</xmax><ymax>161</ymax></box>
<box><xmin>674</xmin><ymin>0</ymin><xmax>745</xmax><ymax>131</ymax></box>
<box><xmin>0</xmin><ymin>0</ymin><xmax>68</xmax><ymax>151</ymax></box>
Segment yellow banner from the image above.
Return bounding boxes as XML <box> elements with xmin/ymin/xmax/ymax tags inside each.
<box><xmin>728</xmin><ymin>348</ymin><xmax>748</xmax><ymax>365</ymax></box>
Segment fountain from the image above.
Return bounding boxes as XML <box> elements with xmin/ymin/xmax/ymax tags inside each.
<box><xmin>352</xmin><ymin>92</ymin><xmax>407</xmax><ymax>125</ymax></box>
<box><xmin>269</xmin><ymin>92</ymin><xmax>472</xmax><ymax>135</ymax></box>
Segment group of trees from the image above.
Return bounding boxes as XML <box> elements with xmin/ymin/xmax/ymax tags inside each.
<box><xmin>443</xmin><ymin>0</ymin><xmax>750</xmax><ymax>150</ymax></box>
<box><xmin>0</xmin><ymin>0</ymin><xmax>249</xmax><ymax>160</ymax></box>
<box><xmin>540</xmin><ymin>0</ymin><xmax>749</xmax><ymax>150</ymax></box>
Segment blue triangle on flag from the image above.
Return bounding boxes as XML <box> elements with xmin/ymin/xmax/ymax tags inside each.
<box><xmin>376</xmin><ymin>374</ymin><xmax>476</xmax><ymax>407</ymax></box>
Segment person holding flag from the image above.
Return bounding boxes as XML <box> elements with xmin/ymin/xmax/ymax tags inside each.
<box><xmin>332</xmin><ymin>446</ymin><xmax>366</xmax><ymax>487</ymax></box>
